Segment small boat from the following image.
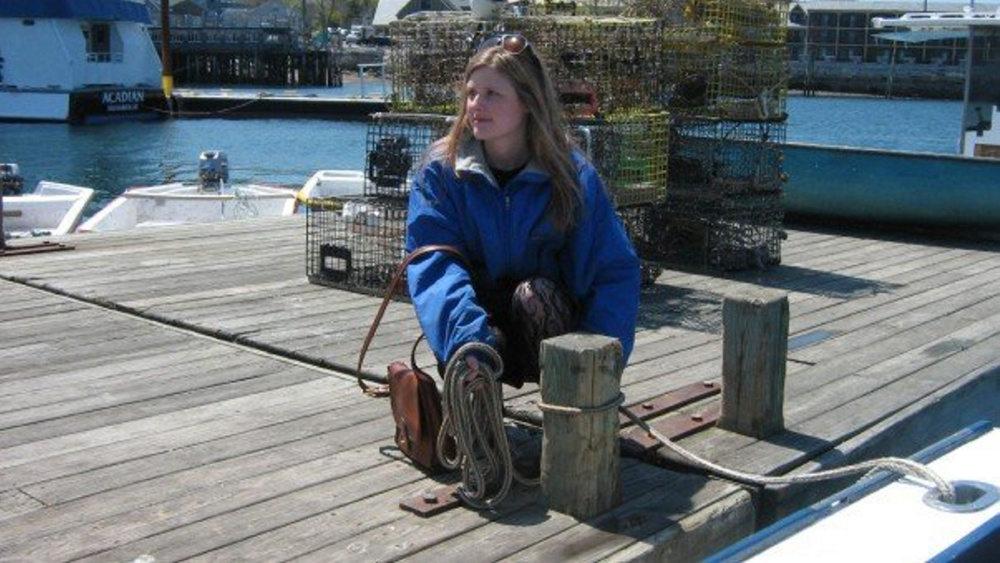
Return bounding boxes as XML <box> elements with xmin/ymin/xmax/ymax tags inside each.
<box><xmin>297</xmin><ymin>169</ymin><xmax>366</xmax><ymax>201</ymax></box>
<box><xmin>78</xmin><ymin>152</ymin><xmax>297</xmax><ymax>233</ymax></box>
<box><xmin>1</xmin><ymin>164</ymin><xmax>94</xmax><ymax>238</ymax></box>
<box><xmin>0</xmin><ymin>0</ymin><xmax>165</xmax><ymax>123</ymax></box>
<box><xmin>709</xmin><ymin>421</ymin><xmax>1000</xmax><ymax>561</ymax></box>
<box><xmin>783</xmin><ymin>142</ymin><xmax>1000</xmax><ymax>236</ymax></box>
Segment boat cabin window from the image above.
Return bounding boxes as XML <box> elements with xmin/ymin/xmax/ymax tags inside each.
<box><xmin>80</xmin><ymin>22</ymin><xmax>122</xmax><ymax>63</ymax></box>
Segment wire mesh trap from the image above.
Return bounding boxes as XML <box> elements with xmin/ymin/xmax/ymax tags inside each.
<box><xmin>388</xmin><ymin>18</ymin><xmax>493</xmax><ymax>114</ymax></box>
<box><xmin>656</xmin><ymin>191</ymin><xmax>783</xmax><ymax>269</ymax></box>
<box><xmin>365</xmin><ymin>113</ymin><xmax>453</xmax><ymax>199</ymax></box>
<box><xmin>514</xmin><ymin>16</ymin><xmax>666</xmax><ymax>116</ymax></box>
<box><xmin>305</xmin><ymin>196</ymin><xmax>410</xmax><ymax>298</ymax></box>
<box><xmin>661</xmin><ymin>30</ymin><xmax>788</xmax><ymax>120</ymax></box>
<box><xmin>669</xmin><ymin>118</ymin><xmax>786</xmax><ymax>195</ymax></box>
<box><xmin>572</xmin><ymin>112</ymin><xmax>671</xmax><ymax>207</ymax></box>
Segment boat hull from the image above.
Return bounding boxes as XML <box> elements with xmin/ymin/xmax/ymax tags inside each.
<box><xmin>2</xmin><ymin>182</ymin><xmax>94</xmax><ymax>236</ymax></box>
<box><xmin>0</xmin><ymin>88</ymin><xmax>166</xmax><ymax>123</ymax></box>
<box><xmin>78</xmin><ymin>184</ymin><xmax>298</xmax><ymax>233</ymax></box>
<box><xmin>783</xmin><ymin>143</ymin><xmax>1000</xmax><ymax>235</ymax></box>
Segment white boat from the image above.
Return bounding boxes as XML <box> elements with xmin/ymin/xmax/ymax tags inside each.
<box><xmin>0</xmin><ymin>0</ymin><xmax>164</xmax><ymax>122</ymax></box>
<box><xmin>2</xmin><ymin>167</ymin><xmax>94</xmax><ymax>237</ymax></box>
<box><xmin>297</xmin><ymin>169</ymin><xmax>366</xmax><ymax>201</ymax></box>
<box><xmin>709</xmin><ymin>421</ymin><xmax>1000</xmax><ymax>561</ymax></box>
<box><xmin>78</xmin><ymin>152</ymin><xmax>297</xmax><ymax>233</ymax></box>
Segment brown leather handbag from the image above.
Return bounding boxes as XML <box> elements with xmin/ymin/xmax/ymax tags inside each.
<box><xmin>356</xmin><ymin>244</ymin><xmax>469</xmax><ymax>472</ymax></box>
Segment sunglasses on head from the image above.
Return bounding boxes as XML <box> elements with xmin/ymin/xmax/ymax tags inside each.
<box><xmin>476</xmin><ymin>33</ymin><xmax>531</xmax><ymax>56</ymax></box>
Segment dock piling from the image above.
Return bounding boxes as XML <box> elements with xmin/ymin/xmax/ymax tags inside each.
<box><xmin>719</xmin><ymin>290</ymin><xmax>789</xmax><ymax>438</ymax></box>
<box><xmin>539</xmin><ymin>333</ymin><xmax>624</xmax><ymax>520</ymax></box>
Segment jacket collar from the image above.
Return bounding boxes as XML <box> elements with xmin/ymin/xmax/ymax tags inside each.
<box><xmin>453</xmin><ymin>131</ymin><xmax>548</xmax><ymax>187</ymax></box>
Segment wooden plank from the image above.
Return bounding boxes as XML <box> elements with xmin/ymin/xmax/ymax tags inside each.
<box><xmin>79</xmin><ymin>456</ymin><xmax>429</xmax><ymax>562</ymax></box>
<box><xmin>0</xmin><ymin>352</ymin><xmax>286</xmax><ymax>427</ymax></box>
<box><xmin>404</xmin><ymin>472</ymin><xmax>746</xmax><ymax>562</ymax></box>
<box><xmin>18</xmin><ymin>393</ymin><xmax>381</xmax><ymax>505</ymax></box>
<box><xmin>0</xmin><ymin>378</ymin><xmax>355</xmax><ymax>490</ymax></box>
<box><xmin>291</xmin><ymin>459</ymin><xmax>690</xmax><ymax>562</ymax></box>
<box><xmin>181</xmin><ymin>474</ymin><xmax>453</xmax><ymax>561</ymax></box>
<box><xmin>0</xmin><ymin>361</ymin><xmax>329</xmax><ymax>449</ymax></box>
<box><xmin>0</xmin><ymin>376</ymin><xmax>349</xmax><ymax>472</ymax></box>
<box><xmin>0</xmin><ymin>489</ymin><xmax>44</xmax><ymax>522</ymax></box>
<box><xmin>0</xmin><ymin>344</ymin><xmax>234</xmax><ymax>408</ymax></box>
<box><xmin>0</xmin><ymin>438</ymin><xmax>398</xmax><ymax>560</ymax></box>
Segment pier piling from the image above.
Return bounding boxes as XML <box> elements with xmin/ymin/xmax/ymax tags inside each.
<box><xmin>719</xmin><ymin>290</ymin><xmax>789</xmax><ymax>438</ymax></box>
<box><xmin>540</xmin><ymin>333</ymin><xmax>624</xmax><ymax>520</ymax></box>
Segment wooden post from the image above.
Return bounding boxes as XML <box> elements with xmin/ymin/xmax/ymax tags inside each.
<box><xmin>719</xmin><ymin>290</ymin><xmax>789</xmax><ymax>438</ymax></box>
<box><xmin>540</xmin><ymin>333</ymin><xmax>624</xmax><ymax>520</ymax></box>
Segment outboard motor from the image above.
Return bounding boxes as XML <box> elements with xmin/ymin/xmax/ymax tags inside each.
<box><xmin>1</xmin><ymin>163</ymin><xmax>24</xmax><ymax>196</ymax></box>
<box><xmin>198</xmin><ymin>151</ymin><xmax>229</xmax><ymax>191</ymax></box>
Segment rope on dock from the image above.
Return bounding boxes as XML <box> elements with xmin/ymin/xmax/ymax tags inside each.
<box><xmin>142</xmin><ymin>94</ymin><xmax>267</xmax><ymax>117</ymax></box>
<box><xmin>618</xmin><ymin>406</ymin><xmax>957</xmax><ymax>503</ymax></box>
<box><xmin>437</xmin><ymin>342</ymin><xmax>539</xmax><ymax>509</ymax></box>
<box><xmin>439</xmin><ymin>344</ymin><xmax>955</xmax><ymax>507</ymax></box>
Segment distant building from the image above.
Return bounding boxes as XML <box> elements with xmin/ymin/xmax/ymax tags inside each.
<box><xmin>789</xmin><ymin>0</ymin><xmax>1000</xmax><ymax>97</ymax></box>
<box><xmin>147</xmin><ymin>0</ymin><xmax>300</xmax><ymax>29</ymax></box>
<box><xmin>372</xmin><ymin>0</ymin><xmax>469</xmax><ymax>27</ymax></box>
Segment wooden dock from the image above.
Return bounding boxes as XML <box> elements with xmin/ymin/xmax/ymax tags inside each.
<box><xmin>1</xmin><ymin>216</ymin><xmax>998</xmax><ymax>560</ymax></box>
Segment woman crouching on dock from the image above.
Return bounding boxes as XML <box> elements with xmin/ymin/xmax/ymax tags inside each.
<box><xmin>406</xmin><ymin>33</ymin><xmax>640</xmax><ymax>386</ymax></box>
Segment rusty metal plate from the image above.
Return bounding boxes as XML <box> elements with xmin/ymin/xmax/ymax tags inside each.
<box><xmin>399</xmin><ymin>483</ymin><xmax>462</xmax><ymax>517</ymax></box>
<box><xmin>1</xmin><ymin>241</ymin><xmax>74</xmax><ymax>257</ymax></box>
<box><xmin>620</xmin><ymin>403</ymin><xmax>721</xmax><ymax>456</ymax></box>
<box><xmin>618</xmin><ymin>380</ymin><xmax>721</xmax><ymax>428</ymax></box>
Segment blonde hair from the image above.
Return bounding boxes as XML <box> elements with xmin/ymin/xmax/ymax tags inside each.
<box><xmin>435</xmin><ymin>43</ymin><xmax>584</xmax><ymax>231</ymax></box>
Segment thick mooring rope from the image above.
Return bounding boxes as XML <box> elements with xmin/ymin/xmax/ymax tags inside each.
<box><xmin>618</xmin><ymin>407</ymin><xmax>956</xmax><ymax>503</ymax></box>
<box><xmin>437</xmin><ymin>345</ymin><xmax>955</xmax><ymax>507</ymax></box>
<box><xmin>437</xmin><ymin>342</ymin><xmax>540</xmax><ymax>509</ymax></box>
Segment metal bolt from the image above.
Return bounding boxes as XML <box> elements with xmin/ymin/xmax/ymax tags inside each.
<box><xmin>641</xmin><ymin>402</ymin><xmax>654</xmax><ymax>410</ymax></box>
<box><xmin>691</xmin><ymin>414</ymin><xmax>703</xmax><ymax>422</ymax></box>
<box><xmin>422</xmin><ymin>491</ymin><xmax>438</xmax><ymax>504</ymax></box>
<box><xmin>703</xmin><ymin>381</ymin><xmax>714</xmax><ymax>387</ymax></box>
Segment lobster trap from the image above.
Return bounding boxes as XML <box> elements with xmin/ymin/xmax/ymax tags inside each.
<box><xmin>684</xmin><ymin>0</ymin><xmax>789</xmax><ymax>45</ymax></box>
<box><xmin>646</xmin><ymin>191</ymin><xmax>783</xmax><ymax>270</ymax></box>
<box><xmin>514</xmin><ymin>16</ymin><xmax>665</xmax><ymax>115</ymax></box>
<box><xmin>669</xmin><ymin>118</ymin><xmax>786</xmax><ymax>194</ymax></box>
<box><xmin>365</xmin><ymin>113</ymin><xmax>453</xmax><ymax>199</ymax></box>
<box><xmin>388</xmin><ymin>17</ymin><xmax>491</xmax><ymax>114</ymax></box>
<box><xmin>573</xmin><ymin>112</ymin><xmax>670</xmax><ymax>207</ymax></box>
<box><xmin>527</xmin><ymin>0</ymin><xmax>632</xmax><ymax>17</ymax></box>
<box><xmin>305</xmin><ymin>196</ymin><xmax>410</xmax><ymax>298</ymax></box>
<box><xmin>661</xmin><ymin>30</ymin><xmax>788</xmax><ymax>120</ymax></box>
<box><xmin>388</xmin><ymin>15</ymin><xmax>667</xmax><ymax>116</ymax></box>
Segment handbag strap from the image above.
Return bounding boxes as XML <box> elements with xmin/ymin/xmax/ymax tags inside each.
<box><xmin>356</xmin><ymin>244</ymin><xmax>471</xmax><ymax>395</ymax></box>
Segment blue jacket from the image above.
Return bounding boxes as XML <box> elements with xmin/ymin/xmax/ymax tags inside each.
<box><xmin>406</xmin><ymin>135</ymin><xmax>640</xmax><ymax>367</ymax></box>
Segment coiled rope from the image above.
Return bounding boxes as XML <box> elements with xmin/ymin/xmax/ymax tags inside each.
<box><xmin>437</xmin><ymin>342</ymin><xmax>539</xmax><ymax>509</ymax></box>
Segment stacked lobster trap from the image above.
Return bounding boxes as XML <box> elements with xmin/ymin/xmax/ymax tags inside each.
<box><xmin>306</xmin><ymin>0</ymin><xmax>791</xmax><ymax>295</ymax></box>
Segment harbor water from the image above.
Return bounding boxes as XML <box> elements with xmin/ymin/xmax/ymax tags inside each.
<box><xmin>0</xmin><ymin>94</ymin><xmax>963</xmax><ymax>219</ymax></box>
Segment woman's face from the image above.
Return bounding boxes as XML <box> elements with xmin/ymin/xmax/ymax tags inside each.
<box><xmin>465</xmin><ymin>66</ymin><xmax>528</xmax><ymax>147</ymax></box>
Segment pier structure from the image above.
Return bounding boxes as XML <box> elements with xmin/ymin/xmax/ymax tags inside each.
<box><xmin>148</xmin><ymin>26</ymin><xmax>342</xmax><ymax>87</ymax></box>
<box><xmin>1</xmin><ymin>216</ymin><xmax>999</xmax><ymax>558</ymax></box>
